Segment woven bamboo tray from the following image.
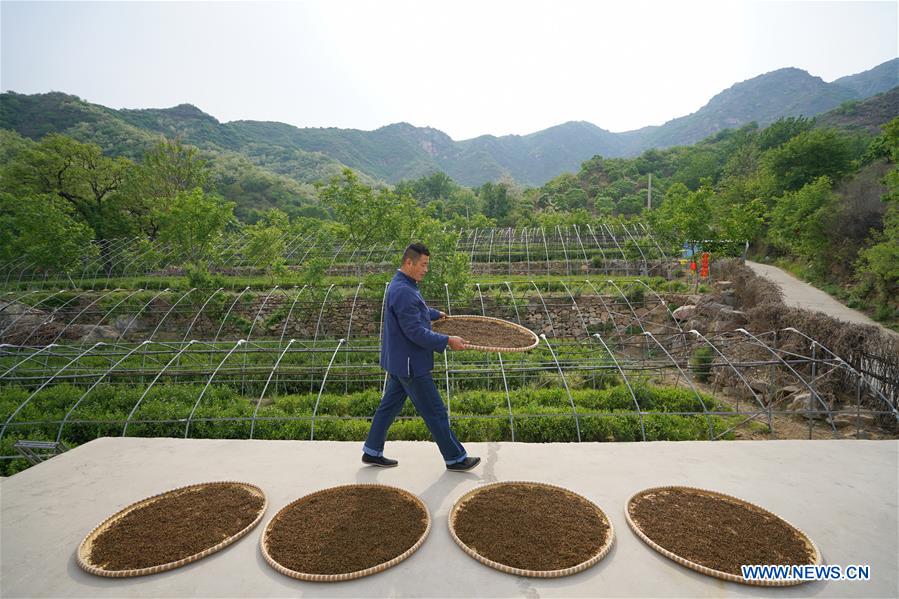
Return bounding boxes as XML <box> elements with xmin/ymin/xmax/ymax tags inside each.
<box><xmin>435</xmin><ymin>315</ymin><xmax>539</xmax><ymax>352</ymax></box>
<box><xmin>625</xmin><ymin>485</ymin><xmax>823</xmax><ymax>587</ymax></box>
<box><xmin>77</xmin><ymin>481</ymin><xmax>267</xmax><ymax>578</ymax></box>
<box><xmin>260</xmin><ymin>483</ymin><xmax>431</xmax><ymax>582</ymax></box>
<box><xmin>448</xmin><ymin>481</ymin><xmax>615</xmax><ymax>578</ymax></box>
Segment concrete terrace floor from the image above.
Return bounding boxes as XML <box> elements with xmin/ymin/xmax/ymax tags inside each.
<box><xmin>1</xmin><ymin>438</ymin><xmax>897</xmax><ymax>598</ymax></box>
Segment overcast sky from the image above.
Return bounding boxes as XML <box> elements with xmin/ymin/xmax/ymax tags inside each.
<box><xmin>1</xmin><ymin>0</ymin><xmax>896</xmax><ymax>140</ymax></box>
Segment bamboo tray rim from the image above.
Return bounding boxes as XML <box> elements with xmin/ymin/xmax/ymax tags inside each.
<box><xmin>436</xmin><ymin>315</ymin><xmax>539</xmax><ymax>352</ymax></box>
<box><xmin>624</xmin><ymin>485</ymin><xmax>823</xmax><ymax>587</ymax></box>
<box><xmin>76</xmin><ymin>480</ymin><xmax>267</xmax><ymax>578</ymax></box>
<box><xmin>448</xmin><ymin>480</ymin><xmax>615</xmax><ymax>578</ymax></box>
<box><xmin>260</xmin><ymin>483</ymin><xmax>431</xmax><ymax>582</ymax></box>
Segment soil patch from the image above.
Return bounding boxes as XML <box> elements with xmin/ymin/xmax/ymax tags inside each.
<box><xmin>433</xmin><ymin>317</ymin><xmax>536</xmax><ymax>349</ymax></box>
<box><xmin>88</xmin><ymin>483</ymin><xmax>264</xmax><ymax>571</ymax></box>
<box><xmin>264</xmin><ymin>485</ymin><xmax>428</xmax><ymax>576</ymax></box>
<box><xmin>628</xmin><ymin>487</ymin><xmax>816</xmax><ymax>576</ymax></box>
<box><xmin>451</xmin><ymin>482</ymin><xmax>610</xmax><ymax>572</ymax></box>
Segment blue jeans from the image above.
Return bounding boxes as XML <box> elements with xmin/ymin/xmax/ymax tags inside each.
<box><xmin>363</xmin><ymin>373</ymin><xmax>468</xmax><ymax>465</ymax></box>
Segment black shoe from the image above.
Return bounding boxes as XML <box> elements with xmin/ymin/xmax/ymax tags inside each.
<box><xmin>361</xmin><ymin>454</ymin><xmax>398</xmax><ymax>468</ymax></box>
<box><xmin>446</xmin><ymin>456</ymin><xmax>481</xmax><ymax>472</ymax></box>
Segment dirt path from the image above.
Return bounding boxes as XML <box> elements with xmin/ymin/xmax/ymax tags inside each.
<box><xmin>745</xmin><ymin>261</ymin><xmax>897</xmax><ymax>338</ymax></box>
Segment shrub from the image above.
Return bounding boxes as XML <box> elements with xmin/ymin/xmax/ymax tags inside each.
<box><xmin>690</xmin><ymin>346</ymin><xmax>715</xmax><ymax>383</ymax></box>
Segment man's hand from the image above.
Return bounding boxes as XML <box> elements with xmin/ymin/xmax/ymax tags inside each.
<box><xmin>438</xmin><ymin>311</ymin><xmax>447</xmax><ymax>319</ymax></box>
<box><xmin>447</xmin><ymin>336</ymin><xmax>467</xmax><ymax>351</ymax></box>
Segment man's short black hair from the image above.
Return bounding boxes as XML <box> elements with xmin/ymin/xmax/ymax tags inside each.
<box><xmin>402</xmin><ymin>242</ymin><xmax>430</xmax><ymax>264</ymax></box>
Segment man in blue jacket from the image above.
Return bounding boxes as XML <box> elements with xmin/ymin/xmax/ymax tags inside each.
<box><xmin>362</xmin><ymin>243</ymin><xmax>481</xmax><ymax>472</ymax></box>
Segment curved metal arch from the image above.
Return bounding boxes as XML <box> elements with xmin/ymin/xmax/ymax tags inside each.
<box><xmin>241</xmin><ymin>286</ymin><xmax>280</xmax><ymax>393</ymax></box>
<box><xmin>182</xmin><ymin>287</ymin><xmax>225</xmax><ymax>342</ymax></box>
<box><xmin>572</xmin><ymin>224</ymin><xmax>590</xmax><ymax>262</ymax></box>
<box><xmin>0</xmin><ymin>290</ymin><xmax>67</xmax><ymax>338</ymax></box>
<box><xmin>115</xmin><ymin>288</ymin><xmax>171</xmax><ymax>342</ymax></box>
<box><xmin>617</xmin><ymin>216</ymin><xmax>649</xmax><ymax>274</ymax></box>
<box><xmin>0</xmin><ymin>343</ymin><xmax>58</xmax><ymax>380</ymax></box>
<box><xmin>602</xmin><ymin>223</ymin><xmax>627</xmax><ymax>268</ymax></box>
<box><xmin>591</xmin><ymin>333</ymin><xmax>647</xmax><ymax>441</ymax></box>
<box><xmin>0</xmin><ymin>290</ymin><xmax>43</xmax><ymax>314</ymax></box>
<box><xmin>146</xmin><ymin>287</ymin><xmax>197</xmax><ymax>342</ymax></box>
<box><xmin>55</xmin><ymin>340</ymin><xmax>154</xmax><ymax>442</ymax></box>
<box><xmin>642</xmin><ymin>332</ymin><xmax>715</xmax><ymax>440</ymax></box>
<box><xmin>736</xmin><ymin>328</ymin><xmax>838</xmax><ymax>436</ymax></box>
<box><xmin>92</xmin><ymin>288</ymin><xmax>145</xmax><ymax>331</ymax></box>
<box><xmin>584</xmin><ymin>224</ymin><xmax>609</xmax><ymax>273</ymax></box>
<box><xmin>0</xmin><ymin>341</ymin><xmax>106</xmax><ymax>441</ymax></box>
<box><xmin>49</xmin><ymin>288</ymin><xmax>124</xmax><ymax>346</ymax></box>
<box><xmin>213</xmin><ymin>286</ymin><xmax>251</xmax><ymax>344</ymax></box>
<box><xmin>309</xmin><ymin>338</ymin><xmax>346</xmax><ymax>440</ymax></box>
<box><xmin>278</xmin><ymin>285</ymin><xmax>307</xmax><ymax>345</ymax></box>
<box><xmin>17</xmin><ymin>289</ymin><xmax>96</xmax><ymax>347</ymax></box>
<box><xmin>183</xmin><ymin>339</ymin><xmax>247</xmax><ymax>438</ymax></box>
<box><xmin>583</xmin><ymin>280</ymin><xmax>625</xmax><ymax>338</ymax></box>
<box><xmin>780</xmin><ymin>326</ymin><xmax>898</xmax><ymax>420</ymax></box>
<box><xmin>121</xmin><ymin>339</ymin><xmax>201</xmax><ymax>436</ymax></box>
<box><xmin>502</xmin><ymin>282</ymin><xmax>522</xmax><ymax>325</ymax></box>
<box><xmin>539</xmin><ymin>334</ymin><xmax>581</xmax><ymax>442</ymax></box>
<box><xmin>249</xmin><ymin>338</ymin><xmax>297</xmax><ymax>439</ymax></box>
<box><xmin>497</xmin><ymin>351</ymin><xmax>516</xmax><ymax>442</ymax></box>
<box><xmin>560</xmin><ymin>281</ymin><xmax>590</xmax><ymax>340</ymax></box>
<box><xmin>529</xmin><ymin>281</ymin><xmax>557</xmax><ymax>338</ymax></box>
<box><xmin>555</xmin><ymin>225</ymin><xmax>571</xmax><ymax>276</ymax></box>
<box><xmin>605</xmin><ymin>279</ymin><xmax>647</xmax><ymax>335</ymax></box>
<box><xmin>635</xmin><ymin>279</ymin><xmax>686</xmax><ymax>342</ymax></box>
<box><xmin>539</xmin><ymin>227</ymin><xmax>551</xmax><ymax>274</ymax></box>
<box><xmin>687</xmin><ymin>329</ymin><xmax>772</xmax><ymax>438</ymax></box>
<box><xmin>312</xmin><ymin>284</ymin><xmax>336</xmax><ymax>348</ymax></box>
<box><xmin>639</xmin><ymin>221</ymin><xmax>670</xmax><ymax>262</ymax></box>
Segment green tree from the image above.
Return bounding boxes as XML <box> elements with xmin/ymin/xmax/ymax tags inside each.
<box><xmin>156</xmin><ymin>188</ymin><xmax>235</xmax><ymax>274</ymax></box>
<box><xmin>396</xmin><ymin>171</ymin><xmax>456</xmax><ymax>204</ymax></box>
<box><xmin>320</xmin><ymin>169</ymin><xmax>416</xmax><ymax>247</ymax></box>
<box><xmin>122</xmin><ymin>137</ymin><xmax>211</xmax><ymax>237</ymax></box>
<box><xmin>616</xmin><ymin>194</ymin><xmax>644</xmax><ymax>216</ymax></box>
<box><xmin>649</xmin><ymin>183</ymin><xmax>714</xmax><ymax>257</ymax></box>
<box><xmin>856</xmin><ymin>203</ymin><xmax>898</xmax><ymax>318</ymax></box>
<box><xmin>757</xmin><ymin>116</ymin><xmax>814</xmax><ymax>151</ymax></box>
<box><xmin>480</xmin><ymin>181</ymin><xmax>511</xmax><ymax>221</ymax></box>
<box><xmin>716</xmin><ymin>198</ymin><xmax>765</xmax><ymax>244</ymax></box>
<box><xmin>671</xmin><ymin>148</ymin><xmax>723</xmax><ymax>189</ymax></box>
<box><xmin>769</xmin><ymin>177</ymin><xmax>835</xmax><ymax>272</ymax></box>
<box><xmin>763</xmin><ymin>128</ymin><xmax>854</xmax><ymax>193</ymax></box>
<box><xmin>413</xmin><ymin>218</ymin><xmax>472</xmax><ymax>302</ymax></box>
<box><xmin>244</xmin><ymin>209</ymin><xmax>289</xmax><ymax>284</ymax></box>
<box><xmin>0</xmin><ymin>192</ymin><xmax>96</xmax><ymax>275</ymax></box>
<box><xmin>856</xmin><ymin>117</ymin><xmax>899</xmax><ymax>317</ymax></box>
<box><xmin>1</xmin><ymin>133</ymin><xmax>135</xmax><ymax>240</ymax></box>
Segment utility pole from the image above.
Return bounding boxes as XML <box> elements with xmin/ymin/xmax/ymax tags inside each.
<box><xmin>647</xmin><ymin>173</ymin><xmax>652</xmax><ymax>210</ymax></box>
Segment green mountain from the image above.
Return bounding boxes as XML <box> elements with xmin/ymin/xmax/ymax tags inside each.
<box><xmin>622</xmin><ymin>67</ymin><xmax>856</xmax><ymax>151</ymax></box>
<box><xmin>815</xmin><ymin>86</ymin><xmax>899</xmax><ymax>134</ymax></box>
<box><xmin>622</xmin><ymin>60</ymin><xmax>898</xmax><ymax>152</ymax></box>
<box><xmin>0</xmin><ymin>92</ymin><xmax>349</xmax><ymax>220</ymax></box>
<box><xmin>1</xmin><ymin>59</ymin><xmax>896</xmax><ymax>188</ymax></box>
<box><xmin>832</xmin><ymin>58</ymin><xmax>899</xmax><ymax>98</ymax></box>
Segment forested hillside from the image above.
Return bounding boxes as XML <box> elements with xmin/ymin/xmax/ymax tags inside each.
<box><xmin>2</xmin><ymin>58</ymin><xmax>895</xmax><ymax>187</ymax></box>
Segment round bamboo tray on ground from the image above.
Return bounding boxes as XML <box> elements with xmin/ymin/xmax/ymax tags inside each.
<box><xmin>433</xmin><ymin>315</ymin><xmax>539</xmax><ymax>352</ymax></box>
<box><xmin>625</xmin><ymin>485</ymin><xmax>822</xmax><ymax>587</ymax></box>
<box><xmin>76</xmin><ymin>481</ymin><xmax>267</xmax><ymax>578</ymax></box>
<box><xmin>448</xmin><ymin>481</ymin><xmax>615</xmax><ymax>578</ymax></box>
<box><xmin>260</xmin><ymin>483</ymin><xmax>431</xmax><ymax>582</ymax></box>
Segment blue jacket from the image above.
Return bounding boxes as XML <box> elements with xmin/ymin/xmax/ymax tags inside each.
<box><xmin>380</xmin><ymin>270</ymin><xmax>448</xmax><ymax>378</ymax></box>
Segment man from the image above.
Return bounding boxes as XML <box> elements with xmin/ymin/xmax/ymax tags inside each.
<box><xmin>361</xmin><ymin>242</ymin><xmax>481</xmax><ymax>472</ymax></box>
